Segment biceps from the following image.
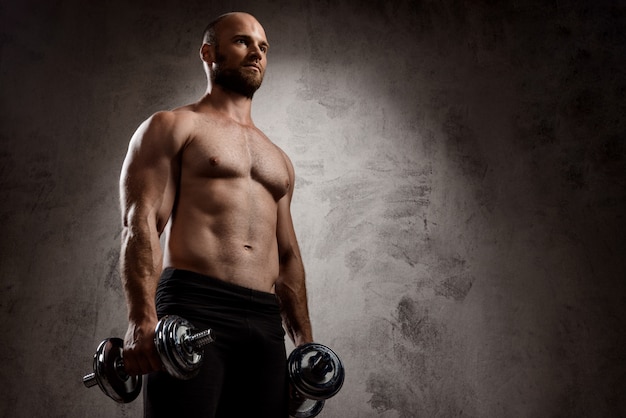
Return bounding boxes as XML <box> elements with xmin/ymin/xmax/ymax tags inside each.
<box><xmin>120</xmin><ymin>151</ymin><xmax>178</xmax><ymax>232</ymax></box>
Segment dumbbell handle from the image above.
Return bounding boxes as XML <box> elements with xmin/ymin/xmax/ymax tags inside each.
<box><xmin>83</xmin><ymin>373</ymin><xmax>98</xmax><ymax>388</ymax></box>
<box><xmin>309</xmin><ymin>352</ymin><xmax>333</xmax><ymax>377</ymax></box>
<box><xmin>182</xmin><ymin>328</ymin><xmax>214</xmax><ymax>351</ymax></box>
<box><xmin>83</xmin><ymin>356</ymin><xmax>127</xmax><ymax>388</ymax></box>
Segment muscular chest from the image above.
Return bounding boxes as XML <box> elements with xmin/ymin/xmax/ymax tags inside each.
<box><xmin>182</xmin><ymin>122</ymin><xmax>290</xmax><ymax>200</ymax></box>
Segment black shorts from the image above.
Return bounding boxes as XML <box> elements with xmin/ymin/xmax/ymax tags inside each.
<box><xmin>144</xmin><ymin>268</ymin><xmax>288</xmax><ymax>418</ymax></box>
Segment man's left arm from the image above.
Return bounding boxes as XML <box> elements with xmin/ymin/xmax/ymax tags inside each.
<box><xmin>275</xmin><ymin>154</ymin><xmax>313</xmax><ymax>347</ymax></box>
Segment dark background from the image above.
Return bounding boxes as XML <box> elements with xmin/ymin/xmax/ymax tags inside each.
<box><xmin>1</xmin><ymin>0</ymin><xmax>625</xmax><ymax>416</ymax></box>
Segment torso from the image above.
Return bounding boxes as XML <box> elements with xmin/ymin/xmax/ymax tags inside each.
<box><xmin>162</xmin><ymin>106</ymin><xmax>290</xmax><ymax>293</ymax></box>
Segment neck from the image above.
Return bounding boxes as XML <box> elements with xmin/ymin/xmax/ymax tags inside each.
<box><xmin>201</xmin><ymin>83</ymin><xmax>254</xmax><ymax>125</ymax></box>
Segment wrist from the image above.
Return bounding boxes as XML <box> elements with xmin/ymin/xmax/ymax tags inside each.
<box><xmin>293</xmin><ymin>332</ymin><xmax>314</xmax><ymax>347</ymax></box>
<box><xmin>127</xmin><ymin>305</ymin><xmax>157</xmax><ymax>324</ymax></box>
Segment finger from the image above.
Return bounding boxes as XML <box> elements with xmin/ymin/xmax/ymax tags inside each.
<box><xmin>148</xmin><ymin>350</ymin><xmax>163</xmax><ymax>372</ymax></box>
<box><xmin>132</xmin><ymin>342</ymin><xmax>162</xmax><ymax>375</ymax></box>
<box><xmin>136</xmin><ymin>355</ymin><xmax>154</xmax><ymax>376</ymax></box>
<box><xmin>122</xmin><ymin>351</ymin><xmax>140</xmax><ymax>376</ymax></box>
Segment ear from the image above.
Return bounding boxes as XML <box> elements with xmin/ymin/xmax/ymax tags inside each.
<box><xmin>200</xmin><ymin>43</ymin><xmax>215</xmax><ymax>63</ymax></box>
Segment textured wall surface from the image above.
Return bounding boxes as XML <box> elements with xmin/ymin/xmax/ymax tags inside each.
<box><xmin>1</xmin><ymin>0</ymin><xmax>625</xmax><ymax>417</ymax></box>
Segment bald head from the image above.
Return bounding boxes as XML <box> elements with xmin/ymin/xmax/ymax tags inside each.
<box><xmin>202</xmin><ymin>12</ymin><xmax>263</xmax><ymax>46</ymax></box>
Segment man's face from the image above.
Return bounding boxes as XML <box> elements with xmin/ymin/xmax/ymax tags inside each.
<box><xmin>211</xmin><ymin>14</ymin><xmax>269</xmax><ymax>98</ymax></box>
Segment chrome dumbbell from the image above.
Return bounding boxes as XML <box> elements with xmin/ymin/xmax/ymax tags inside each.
<box><xmin>82</xmin><ymin>337</ymin><xmax>141</xmax><ymax>403</ymax></box>
<box><xmin>83</xmin><ymin>315</ymin><xmax>214</xmax><ymax>403</ymax></box>
<box><xmin>287</xmin><ymin>343</ymin><xmax>345</xmax><ymax>418</ymax></box>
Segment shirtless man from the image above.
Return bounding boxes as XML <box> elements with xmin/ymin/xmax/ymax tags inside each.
<box><xmin>119</xmin><ymin>12</ymin><xmax>313</xmax><ymax>417</ymax></box>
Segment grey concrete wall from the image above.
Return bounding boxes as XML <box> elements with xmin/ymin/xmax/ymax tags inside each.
<box><xmin>1</xmin><ymin>0</ymin><xmax>624</xmax><ymax>417</ymax></box>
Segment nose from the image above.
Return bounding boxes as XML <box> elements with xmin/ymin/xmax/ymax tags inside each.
<box><xmin>249</xmin><ymin>44</ymin><xmax>262</xmax><ymax>60</ymax></box>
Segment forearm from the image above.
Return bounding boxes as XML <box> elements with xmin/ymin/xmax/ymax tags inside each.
<box><xmin>118</xmin><ymin>219</ymin><xmax>164</xmax><ymax>375</ymax></box>
<box><xmin>120</xmin><ymin>218</ymin><xmax>163</xmax><ymax>322</ymax></box>
<box><xmin>276</xmin><ymin>255</ymin><xmax>313</xmax><ymax>346</ymax></box>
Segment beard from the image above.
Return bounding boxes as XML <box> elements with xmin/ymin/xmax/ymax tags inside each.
<box><xmin>213</xmin><ymin>50</ymin><xmax>263</xmax><ymax>99</ymax></box>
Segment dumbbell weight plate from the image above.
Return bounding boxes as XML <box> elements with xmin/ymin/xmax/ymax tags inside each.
<box><xmin>89</xmin><ymin>338</ymin><xmax>142</xmax><ymax>403</ymax></box>
<box><xmin>154</xmin><ymin>315</ymin><xmax>205</xmax><ymax>380</ymax></box>
<box><xmin>289</xmin><ymin>390</ymin><xmax>325</xmax><ymax>418</ymax></box>
<box><xmin>288</xmin><ymin>343</ymin><xmax>345</xmax><ymax>401</ymax></box>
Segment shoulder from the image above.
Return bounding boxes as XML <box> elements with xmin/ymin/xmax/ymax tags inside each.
<box><xmin>130</xmin><ymin>108</ymin><xmax>202</xmax><ymax>153</ymax></box>
<box><xmin>279</xmin><ymin>147</ymin><xmax>295</xmax><ymax>173</ymax></box>
<box><xmin>265</xmin><ymin>136</ymin><xmax>293</xmax><ymax>170</ymax></box>
<box><xmin>141</xmin><ymin>108</ymin><xmax>197</xmax><ymax>137</ymax></box>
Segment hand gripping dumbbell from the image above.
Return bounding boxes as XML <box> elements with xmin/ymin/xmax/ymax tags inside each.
<box><xmin>287</xmin><ymin>343</ymin><xmax>345</xmax><ymax>418</ymax></box>
<box><xmin>82</xmin><ymin>315</ymin><xmax>214</xmax><ymax>403</ymax></box>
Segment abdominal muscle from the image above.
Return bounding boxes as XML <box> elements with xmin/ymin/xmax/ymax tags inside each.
<box><xmin>162</xmin><ymin>177</ymin><xmax>281</xmax><ymax>293</ymax></box>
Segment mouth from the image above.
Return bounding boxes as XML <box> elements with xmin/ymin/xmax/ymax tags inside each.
<box><xmin>244</xmin><ymin>64</ymin><xmax>261</xmax><ymax>72</ymax></box>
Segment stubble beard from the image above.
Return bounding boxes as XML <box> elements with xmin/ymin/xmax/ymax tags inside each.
<box><xmin>213</xmin><ymin>50</ymin><xmax>263</xmax><ymax>99</ymax></box>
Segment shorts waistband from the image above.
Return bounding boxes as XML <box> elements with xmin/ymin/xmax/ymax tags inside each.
<box><xmin>156</xmin><ymin>268</ymin><xmax>280</xmax><ymax>321</ymax></box>
<box><xmin>161</xmin><ymin>267</ymin><xmax>277</xmax><ymax>300</ymax></box>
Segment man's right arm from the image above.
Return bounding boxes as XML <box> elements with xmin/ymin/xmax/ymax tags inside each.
<box><xmin>119</xmin><ymin>111</ymin><xmax>186</xmax><ymax>376</ymax></box>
